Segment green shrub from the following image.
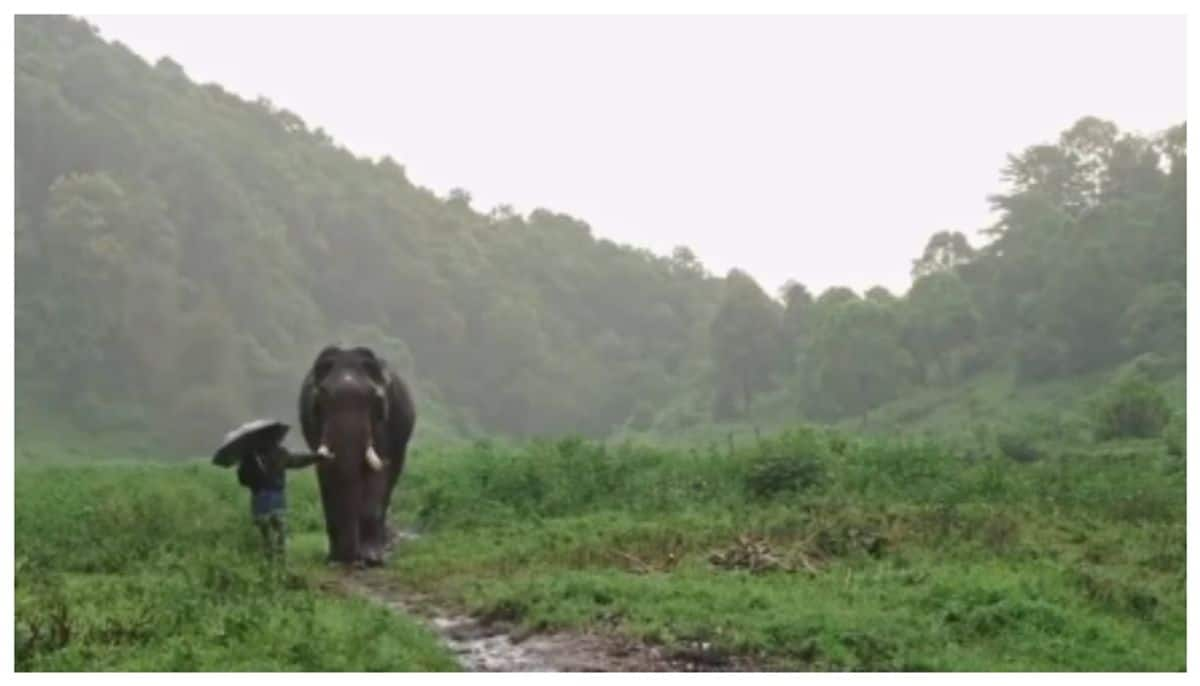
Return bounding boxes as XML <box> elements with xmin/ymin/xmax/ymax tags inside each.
<box><xmin>1164</xmin><ymin>412</ymin><xmax>1186</xmax><ymax>458</ymax></box>
<box><xmin>996</xmin><ymin>431</ymin><xmax>1043</xmax><ymax>463</ymax></box>
<box><xmin>1091</xmin><ymin>373</ymin><xmax>1171</xmax><ymax>441</ymax></box>
<box><xmin>744</xmin><ymin>429</ymin><xmax>828</xmax><ymax>499</ymax></box>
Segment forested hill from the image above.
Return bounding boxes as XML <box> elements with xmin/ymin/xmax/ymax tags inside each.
<box><xmin>15</xmin><ymin>16</ymin><xmax>1186</xmax><ymax>457</ymax></box>
<box><xmin>15</xmin><ymin>16</ymin><xmax>724</xmax><ymax>451</ymax></box>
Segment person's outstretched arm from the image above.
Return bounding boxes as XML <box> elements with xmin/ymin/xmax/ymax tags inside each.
<box><xmin>274</xmin><ymin>446</ymin><xmax>322</xmax><ymax>469</ymax></box>
<box><xmin>286</xmin><ymin>453</ymin><xmax>322</xmax><ymax>469</ymax></box>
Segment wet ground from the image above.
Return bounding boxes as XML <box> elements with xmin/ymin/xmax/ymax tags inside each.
<box><xmin>336</xmin><ymin>531</ymin><xmax>747</xmax><ymax>672</ymax></box>
<box><xmin>344</xmin><ymin>575</ymin><xmax>692</xmax><ymax>671</ymax></box>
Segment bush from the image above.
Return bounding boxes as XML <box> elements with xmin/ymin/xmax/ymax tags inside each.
<box><xmin>1091</xmin><ymin>373</ymin><xmax>1171</xmax><ymax>441</ymax></box>
<box><xmin>744</xmin><ymin>429</ymin><xmax>828</xmax><ymax>499</ymax></box>
<box><xmin>996</xmin><ymin>431</ymin><xmax>1043</xmax><ymax>463</ymax></box>
<box><xmin>1164</xmin><ymin>412</ymin><xmax>1185</xmax><ymax>458</ymax></box>
<box><xmin>1120</xmin><ymin>352</ymin><xmax>1173</xmax><ymax>382</ymax></box>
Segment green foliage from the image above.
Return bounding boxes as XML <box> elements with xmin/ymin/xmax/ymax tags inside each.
<box><xmin>977</xmin><ymin>119</ymin><xmax>1186</xmax><ymax>386</ymax></box>
<box><xmin>15</xmin><ymin>16</ymin><xmax>723</xmax><ymax>449</ymax></box>
<box><xmin>1091</xmin><ymin>371</ymin><xmax>1171</xmax><ymax>441</ymax></box>
<box><xmin>15</xmin><ymin>463</ymin><xmax>457</xmax><ymax>671</ymax></box>
<box><xmin>911</xmin><ymin>230</ymin><xmax>976</xmax><ymax>279</ymax></box>
<box><xmin>16</xmin><ymin>417</ymin><xmax>1186</xmax><ymax>671</ymax></box>
<box><xmin>13</xmin><ymin>16</ymin><xmax>1186</xmax><ymax>448</ymax></box>
<box><xmin>996</xmin><ymin>431</ymin><xmax>1043</xmax><ymax>463</ymax></box>
<box><xmin>1121</xmin><ymin>283</ymin><xmax>1186</xmax><ymax>360</ymax></box>
<box><xmin>1163</xmin><ymin>412</ymin><xmax>1185</xmax><ymax>458</ymax></box>
<box><xmin>1014</xmin><ymin>331</ymin><xmax>1070</xmax><ymax>382</ymax></box>
<box><xmin>710</xmin><ymin>270</ymin><xmax>786</xmax><ymax>419</ymax></box>
<box><xmin>381</xmin><ymin>427</ymin><xmax>1184</xmax><ymax>671</ymax></box>
<box><xmin>805</xmin><ymin>298</ymin><xmax>911</xmax><ymax>419</ymax></box>
<box><xmin>744</xmin><ymin>429</ymin><xmax>829</xmax><ymax>499</ymax></box>
<box><xmin>903</xmin><ymin>272</ymin><xmax>979</xmax><ymax>385</ymax></box>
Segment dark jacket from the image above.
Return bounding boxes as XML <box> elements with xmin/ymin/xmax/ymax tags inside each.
<box><xmin>237</xmin><ymin>446</ymin><xmax>319</xmax><ymax>492</ymax></box>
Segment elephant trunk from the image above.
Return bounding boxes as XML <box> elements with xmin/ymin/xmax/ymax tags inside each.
<box><xmin>323</xmin><ymin>406</ymin><xmax>373</xmax><ymax>471</ymax></box>
<box><xmin>318</xmin><ymin>408</ymin><xmax>382</xmax><ymax>471</ymax></box>
<box><xmin>319</xmin><ymin>406</ymin><xmax>374</xmax><ymax>563</ymax></box>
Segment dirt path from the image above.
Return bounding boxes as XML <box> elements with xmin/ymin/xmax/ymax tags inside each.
<box><xmin>335</xmin><ymin>532</ymin><xmax>743</xmax><ymax>672</ymax></box>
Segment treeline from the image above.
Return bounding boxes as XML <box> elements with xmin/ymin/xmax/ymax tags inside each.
<box><xmin>14</xmin><ymin>17</ymin><xmax>1186</xmax><ymax>453</ymax></box>
<box><xmin>703</xmin><ymin>117</ymin><xmax>1186</xmax><ymax>425</ymax></box>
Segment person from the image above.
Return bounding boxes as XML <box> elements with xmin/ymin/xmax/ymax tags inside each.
<box><xmin>237</xmin><ymin>445</ymin><xmax>322</xmax><ymax>557</ymax></box>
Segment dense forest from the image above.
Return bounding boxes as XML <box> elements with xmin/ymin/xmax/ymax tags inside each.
<box><xmin>14</xmin><ymin>16</ymin><xmax>1186</xmax><ymax>454</ymax></box>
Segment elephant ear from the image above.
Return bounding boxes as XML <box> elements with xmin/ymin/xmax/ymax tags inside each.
<box><xmin>299</xmin><ymin>346</ymin><xmax>337</xmax><ymax>450</ymax></box>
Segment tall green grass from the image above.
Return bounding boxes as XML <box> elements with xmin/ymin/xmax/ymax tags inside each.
<box><xmin>15</xmin><ymin>463</ymin><xmax>457</xmax><ymax>671</ymax></box>
<box><xmin>384</xmin><ymin>429</ymin><xmax>1185</xmax><ymax>670</ymax></box>
<box><xmin>15</xmin><ymin>424</ymin><xmax>1185</xmax><ymax>671</ymax></box>
<box><xmin>401</xmin><ymin>430</ymin><xmax>1182</xmax><ymax>529</ymax></box>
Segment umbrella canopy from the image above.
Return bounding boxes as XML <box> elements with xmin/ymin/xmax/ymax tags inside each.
<box><xmin>212</xmin><ymin>419</ymin><xmax>290</xmax><ymax>467</ymax></box>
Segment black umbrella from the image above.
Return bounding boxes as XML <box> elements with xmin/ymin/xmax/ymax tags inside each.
<box><xmin>212</xmin><ymin>419</ymin><xmax>290</xmax><ymax>467</ymax></box>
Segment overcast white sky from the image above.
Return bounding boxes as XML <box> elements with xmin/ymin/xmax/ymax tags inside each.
<box><xmin>87</xmin><ymin>15</ymin><xmax>1185</xmax><ymax>296</ymax></box>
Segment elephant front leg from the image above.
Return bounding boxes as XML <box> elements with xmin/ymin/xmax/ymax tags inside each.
<box><xmin>320</xmin><ymin>464</ymin><xmax>362</xmax><ymax>565</ymax></box>
<box><xmin>315</xmin><ymin>466</ymin><xmax>338</xmax><ymax>558</ymax></box>
<box><xmin>360</xmin><ymin>471</ymin><xmax>391</xmax><ymax>566</ymax></box>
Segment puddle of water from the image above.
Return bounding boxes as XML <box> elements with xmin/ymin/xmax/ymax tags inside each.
<box><xmin>355</xmin><ymin>580</ymin><xmax>608</xmax><ymax>671</ymax></box>
<box><xmin>347</xmin><ymin>528</ymin><xmax>736</xmax><ymax>672</ymax></box>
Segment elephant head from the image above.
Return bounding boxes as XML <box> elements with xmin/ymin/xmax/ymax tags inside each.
<box><xmin>306</xmin><ymin>346</ymin><xmax>388</xmax><ymax>469</ymax></box>
<box><xmin>300</xmin><ymin>345</ymin><xmax>416</xmax><ymax>566</ymax></box>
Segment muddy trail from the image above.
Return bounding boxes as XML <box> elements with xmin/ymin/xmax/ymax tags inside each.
<box><xmin>333</xmin><ymin>534</ymin><xmax>749</xmax><ymax>672</ymax></box>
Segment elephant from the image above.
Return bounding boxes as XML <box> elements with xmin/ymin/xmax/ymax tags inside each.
<box><xmin>298</xmin><ymin>345</ymin><xmax>416</xmax><ymax>566</ymax></box>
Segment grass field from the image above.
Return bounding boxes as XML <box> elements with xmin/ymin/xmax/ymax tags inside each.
<box><xmin>14</xmin><ymin>463</ymin><xmax>457</xmax><ymax>671</ymax></box>
<box><xmin>15</xmin><ymin>425</ymin><xmax>1186</xmax><ymax>671</ymax></box>
<box><xmin>387</xmin><ymin>430</ymin><xmax>1186</xmax><ymax>671</ymax></box>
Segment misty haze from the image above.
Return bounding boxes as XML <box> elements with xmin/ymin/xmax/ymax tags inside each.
<box><xmin>13</xmin><ymin>14</ymin><xmax>1187</xmax><ymax>673</ymax></box>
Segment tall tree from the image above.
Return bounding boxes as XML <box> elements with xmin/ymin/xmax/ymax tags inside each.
<box><xmin>911</xmin><ymin>230</ymin><xmax>975</xmax><ymax>279</ymax></box>
<box><xmin>710</xmin><ymin>270</ymin><xmax>786</xmax><ymax>419</ymax></box>
<box><xmin>805</xmin><ymin>298</ymin><xmax>910</xmax><ymax>421</ymax></box>
<box><xmin>902</xmin><ymin>272</ymin><xmax>979</xmax><ymax>385</ymax></box>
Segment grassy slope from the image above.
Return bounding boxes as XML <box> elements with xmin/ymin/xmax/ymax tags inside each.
<box><xmin>618</xmin><ymin>364</ymin><xmax>1185</xmax><ymax>453</ymax></box>
<box><xmin>14</xmin><ymin>462</ymin><xmax>458</xmax><ymax>671</ymax></box>
<box><xmin>846</xmin><ymin>367</ymin><xmax>1185</xmax><ymax>437</ymax></box>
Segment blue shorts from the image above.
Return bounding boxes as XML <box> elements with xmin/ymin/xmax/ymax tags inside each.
<box><xmin>251</xmin><ymin>489</ymin><xmax>286</xmax><ymax>518</ymax></box>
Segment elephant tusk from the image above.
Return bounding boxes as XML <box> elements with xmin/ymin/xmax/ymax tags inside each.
<box><xmin>317</xmin><ymin>444</ymin><xmax>334</xmax><ymax>460</ymax></box>
<box><xmin>365</xmin><ymin>444</ymin><xmax>384</xmax><ymax>471</ymax></box>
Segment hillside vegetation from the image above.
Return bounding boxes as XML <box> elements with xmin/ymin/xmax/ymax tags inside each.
<box><xmin>15</xmin><ymin>16</ymin><xmax>722</xmax><ymax>450</ymax></box>
<box><xmin>15</xmin><ymin>16</ymin><xmax>1186</xmax><ymax>455</ymax></box>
